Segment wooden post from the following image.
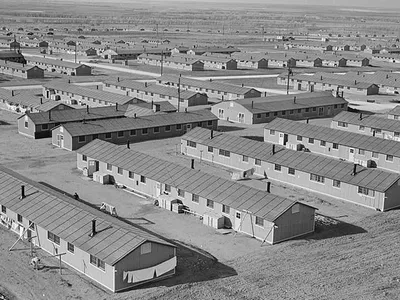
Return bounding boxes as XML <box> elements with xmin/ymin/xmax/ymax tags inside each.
<box><xmin>59</xmin><ymin>254</ymin><xmax>62</xmax><ymax>275</ymax></box>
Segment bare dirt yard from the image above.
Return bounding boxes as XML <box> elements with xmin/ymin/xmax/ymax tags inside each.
<box><xmin>1</xmin><ymin>110</ymin><xmax>400</xmax><ymax>300</ymax></box>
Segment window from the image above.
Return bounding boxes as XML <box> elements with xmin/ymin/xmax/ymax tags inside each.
<box><xmin>386</xmin><ymin>155</ymin><xmax>394</xmax><ymax>162</ymax></box>
<box><xmin>129</xmin><ymin>171</ymin><xmax>134</xmax><ymax>179</ymax></box>
<box><xmin>192</xmin><ymin>194</ymin><xmax>199</xmax><ymax>203</ymax></box>
<box><xmin>142</xmin><ymin>128</ymin><xmax>148</xmax><ymax>135</ymax></box>
<box><xmin>90</xmin><ymin>254</ymin><xmax>105</xmax><ymax>271</ymax></box>
<box><xmin>255</xmin><ymin>216</ymin><xmax>264</xmax><ymax>227</ymax></box>
<box><xmin>130</xmin><ymin>129</ymin><xmax>136</xmax><ymax>136</ymax></box>
<box><xmin>165</xmin><ymin>125</ymin><xmax>171</xmax><ymax>132</ymax></box>
<box><xmin>297</xmin><ymin>135</ymin><xmax>302</xmax><ymax>141</ymax></box>
<box><xmin>270</xmin><ymin>129</ymin><xmax>275</xmax><ymax>135</ymax></box>
<box><xmin>1</xmin><ymin>205</ymin><xmax>5</xmax><ymax>214</ymax></box>
<box><xmin>47</xmin><ymin>231</ymin><xmax>60</xmax><ymax>245</ymax></box>
<box><xmin>207</xmin><ymin>120</ymin><xmax>213</xmax><ymax>126</ymax></box>
<box><xmin>105</xmin><ymin>132</ymin><xmax>112</xmax><ymax>139</ymax></box>
<box><xmin>308</xmin><ymin>138</ymin><xmax>314</xmax><ymax>144</ymax></box>
<box><xmin>219</xmin><ymin>149</ymin><xmax>230</xmax><ymax>157</ymax></box>
<box><xmin>333</xmin><ymin>143</ymin><xmax>339</xmax><ymax>149</ymax></box>
<box><xmin>82</xmin><ymin>155</ymin><xmax>87</xmax><ymax>161</ymax></box>
<box><xmin>92</xmin><ymin>134</ymin><xmax>98</xmax><ymax>139</ymax></box>
<box><xmin>17</xmin><ymin>214</ymin><xmax>23</xmax><ymax>223</ymax></box>
<box><xmin>312</xmin><ymin>107</ymin><xmax>317</xmax><ymax>112</ymax></box>
<box><xmin>288</xmin><ymin>167</ymin><xmax>295</xmax><ymax>175</ymax></box>
<box><xmin>358</xmin><ymin>149</ymin><xmax>365</xmax><ymax>155</ymax></box>
<box><xmin>117</xmin><ymin>131</ymin><xmax>124</xmax><ymax>137</ymax></box>
<box><xmin>236</xmin><ymin>212</ymin><xmax>241</xmax><ymax>219</ymax></box>
<box><xmin>359</xmin><ymin>125</ymin><xmax>365</xmax><ymax>131</ymax></box>
<box><xmin>274</xmin><ymin>112</ymin><xmax>278</xmax><ymax>116</ymax></box>
<box><xmin>117</xmin><ymin>167</ymin><xmax>123</xmax><ymax>175</ymax></box>
<box><xmin>374</xmin><ymin>128</ymin><xmax>382</xmax><ymax>134</ymax></box>
<box><xmin>297</xmin><ymin>109</ymin><xmax>301</xmax><ymax>113</ymax></box>
<box><xmin>372</xmin><ymin>152</ymin><xmax>379</xmax><ymax>158</ymax></box>
<box><xmin>320</xmin><ymin>140</ymin><xmax>326</xmax><ymax>146</ymax></box>
<box><xmin>291</xmin><ymin>204</ymin><xmax>300</xmax><ymax>214</ymax></box>
<box><xmin>42</xmin><ymin>124</ymin><xmax>49</xmax><ymax>130</ymax></box>
<box><xmin>289</xmin><ymin>110</ymin><xmax>294</xmax><ymax>115</ymax></box>
<box><xmin>140</xmin><ymin>243</ymin><xmax>152</xmax><ymax>255</ymax></box>
<box><xmin>281</xmin><ymin>111</ymin><xmax>286</xmax><ymax>115</ymax></box>
<box><xmin>274</xmin><ymin>164</ymin><xmax>281</xmax><ymax>171</ymax></box>
<box><xmin>164</xmin><ymin>184</ymin><xmax>171</xmax><ymax>193</ymax></box>
<box><xmin>153</xmin><ymin>127</ymin><xmax>160</xmax><ymax>133</ymax></box>
<box><xmin>140</xmin><ymin>175</ymin><xmax>146</xmax><ymax>183</ymax></box>
<box><xmin>67</xmin><ymin>242</ymin><xmax>74</xmax><ymax>254</ymax></box>
<box><xmin>395</xmin><ymin>132</ymin><xmax>400</xmax><ymax>137</ymax></box>
<box><xmin>208</xmin><ymin>146</ymin><xmax>213</xmax><ymax>153</ymax></box>
<box><xmin>206</xmin><ymin>199</ymin><xmax>214</xmax><ymax>208</ymax></box>
<box><xmin>176</xmin><ymin>124</ymin><xmax>182</xmax><ymax>130</ymax></box>
<box><xmin>358</xmin><ymin>186</ymin><xmax>375</xmax><ymax>197</ymax></box>
<box><xmin>305</xmin><ymin>108</ymin><xmax>310</xmax><ymax>113</ymax></box>
<box><xmin>243</xmin><ymin>155</ymin><xmax>249</xmax><ymax>162</ymax></box>
<box><xmin>310</xmin><ymin>173</ymin><xmax>325</xmax><ymax>183</ymax></box>
<box><xmin>24</xmin><ymin>121</ymin><xmax>28</xmax><ymax>128</ymax></box>
<box><xmin>256</xmin><ymin>114</ymin><xmax>261</xmax><ymax>119</ymax></box>
<box><xmin>255</xmin><ymin>158</ymin><xmax>261</xmax><ymax>166</ymax></box>
<box><xmin>106</xmin><ymin>163</ymin><xmax>112</xmax><ymax>171</ymax></box>
<box><xmin>334</xmin><ymin>104</ymin><xmax>338</xmax><ymax>109</ymax></box>
<box><xmin>78</xmin><ymin>136</ymin><xmax>86</xmax><ymax>143</ymax></box>
<box><xmin>222</xmin><ymin>205</ymin><xmax>230</xmax><ymax>214</ymax></box>
<box><xmin>178</xmin><ymin>189</ymin><xmax>185</xmax><ymax>198</ymax></box>
<box><xmin>333</xmin><ymin>180</ymin><xmax>341</xmax><ymax>188</ymax></box>
<box><xmin>187</xmin><ymin>140</ymin><xmax>196</xmax><ymax>148</ymax></box>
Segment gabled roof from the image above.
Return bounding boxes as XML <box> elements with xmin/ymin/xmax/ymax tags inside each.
<box><xmin>333</xmin><ymin>111</ymin><xmax>400</xmax><ymax>133</ymax></box>
<box><xmin>388</xmin><ymin>105</ymin><xmax>400</xmax><ymax>116</ymax></box>
<box><xmin>0</xmin><ymin>166</ymin><xmax>173</xmax><ymax>266</ymax></box>
<box><xmin>26</xmin><ymin>56</ymin><xmax>90</xmax><ymax>70</ymax></box>
<box><xmin>104</xmin><ymin>79</ymin><xmax>204</xmax><ymax>100</ymax></box>
<box><xmin>0</xmin><ymin>60</ymin><xmax>40</xmax><ymax>71</ymax></box>
<box><xmin>182</xmin><ymin>127</ymin><xmax>400</xmax><ymax>193</ymax></box>
<box><xmin>0</xmin><ymin>50</ymin><xmax>24</xmax><ymax>59</ymax></box>
<box><xmin>36</xmin><ymin>101</ymin><xmax>74</xmax><ymax>112</ymax></box>
<box><xmin>265</xmin><ymin>118</ymin><xmax>400</xmax><ymax>157</ymax></box>
<box><xmin>124</xmin><ymin>101</ymin><xmax>176</xmax><ymax>117</ymax></box>
<box><xmin>43</xmin><ymin>81</ymin><xmax>135</xmax><ymax>105</ymax></box>
<box><xmin>77</xmin><ymin>139</ymin><xmax>308</xmax><ymax>222</ymax></box>
<box><xmin>157</xmin><ymin>74</ymin><xmax>260</xmax><ymax>95</ymax></box>
<box><xmin>60</xmin><ymin>110</ymin><xmax>217</xmax><ymax>136</ymax></box>
<box><xmin>217</xmin><ymin>92</ymin><xmax>347</xmax><ymax>114</ymax></box>
<box><xmin>20</xmin><ymin>105</ymin><xmax>129</xmax><ymax>125</ymax></box>
<box><xmin>0</xmin><ymin>88</ymin><xmax>44</xmax><ymax>108</ymax></box>
<box><xmin>139</xmin><ymin>54</ymin><xmax>202</xmax><ymax>65</ymax></box>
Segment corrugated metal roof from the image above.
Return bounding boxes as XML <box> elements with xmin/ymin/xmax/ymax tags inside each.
<box><xmin>43</xmin><ymin>81</ymin><xmax>135</xmax><ymax>105</ymax></box>
<box><xmin>21</xmin><ymin>105</ymin><xmax>129</xmax><ymax>125</ymax></box>
<box><xmin>26</xmin><ymin>56</ymin><xmax>89</xmax><ymax>69</ymax></box>
<box><xmin>61</xmin><ymin>109</ymin><xmax>217</xmax><ymax>136</ymax></box>
<box><xmin>265</xmin><ymin>118</ymin><xmax>400</xmax><ymax>157</ymax></box>
<box><xmin>333</xmin><ymin>111</ymin><xmax>400</xmax><ymax>133</ymax></box>
<box><xmin>0</xmin><ymin>166</ymin><xmax>173</xmax><ymax>266</ymax></box>
<box><xmin>157</xmin><ymin>74</ymin><xmax>260</xmax><ymax>95</ymax></box>
<box><xmin>181</xmin><ymin>127</ymin><xmax>400</xmax><ymax>192</ymax></box>
<box><xmin>77</xmin><ymin>139</ymin><xmax>307</xmax><ymax>222</ymax></box>
<box><xmin>217</xmin><ymin>91</ymin><xmax>347</xmax><ymax>114</ymax></box>
<box><xmin>104</xmin><ymin>80</ymin><xmax>202</xmax><ymax>100</ymax></box>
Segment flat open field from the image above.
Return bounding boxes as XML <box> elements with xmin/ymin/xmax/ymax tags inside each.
<box><xmin>1</xmin><ymin>109</ymin><xmax>400</xmax><ymax>300</ymax></box>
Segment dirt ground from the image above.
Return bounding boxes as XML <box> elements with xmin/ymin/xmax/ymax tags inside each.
<box><xmin>1</xmin><ymin>109</ymin><xmax>400</xmax><ymax>299</ymax></box>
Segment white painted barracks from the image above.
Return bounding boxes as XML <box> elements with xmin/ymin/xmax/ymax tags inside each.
<box><xmin>76</xmin><ymin>139</ymin><xmax>316</xmax><ymax>244</ymax></box>
<box><xmin>0</xmin><ymin>166</ymin><xmax>176</xmax><ymax>293</ymax></box>
<box><xmin>181</xmin><ymin>127</ymin><xmax>400</xmax><ymax>211</ymax></box>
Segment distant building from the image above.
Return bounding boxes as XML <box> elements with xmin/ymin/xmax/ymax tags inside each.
<box><xmin>0</xmin><ymin>50</ymin><xmax>26</xmax><ymax>64</ymax></box>
<box><xmin>0</xmin><ymin>60</ymin><xmax>44</xmax><ymax>79</ymax></box>
<box><xmin>25</xmin><ymin>56</ymin><xmax>92</xmax><ymax>76</ymax></box>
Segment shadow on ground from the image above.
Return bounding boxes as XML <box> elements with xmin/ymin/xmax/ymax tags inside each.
<box><xmin>306</xmin><ymin>214</ymin><xmax>367</xmax><ymax>241</ymax></box>
<box><xmin>241</xmin><ymin>135</ymin><xmax>264</xmax><ymax>142</ymax></box>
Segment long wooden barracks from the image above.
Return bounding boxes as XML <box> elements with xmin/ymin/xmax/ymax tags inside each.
<box><xmin>0</xmin><ymin>166</ymin><xmax>176</xmax><ymax>292</ymax></box>
<box><xmin>76</xmin><ymin>139</ymin><xmax>317</xmax><ymax>244</ymax></box>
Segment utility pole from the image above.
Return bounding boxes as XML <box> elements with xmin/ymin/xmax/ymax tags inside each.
<box><xmin>286</xmin><ymin>67</ymin><xmax>292</xmax><ymax>95</ymax></box>
<box><xmin>177</xmin><ymin>74</ymin><xmax>181</xmax><ymax>112</ymax></box>
<box><xmin>156</xmin><ymin>23</ymin><xmax>158</xmax><ymax>38</ymax></box>
<box><xmin>160</xmin><ymin>50</ymin><xmax>163</xmax><ymax>76</ymax></box>
<box><xmin>74</xmin><ymin>43</ymin><xmax>77</xmax><ymax>63</ymax></box>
